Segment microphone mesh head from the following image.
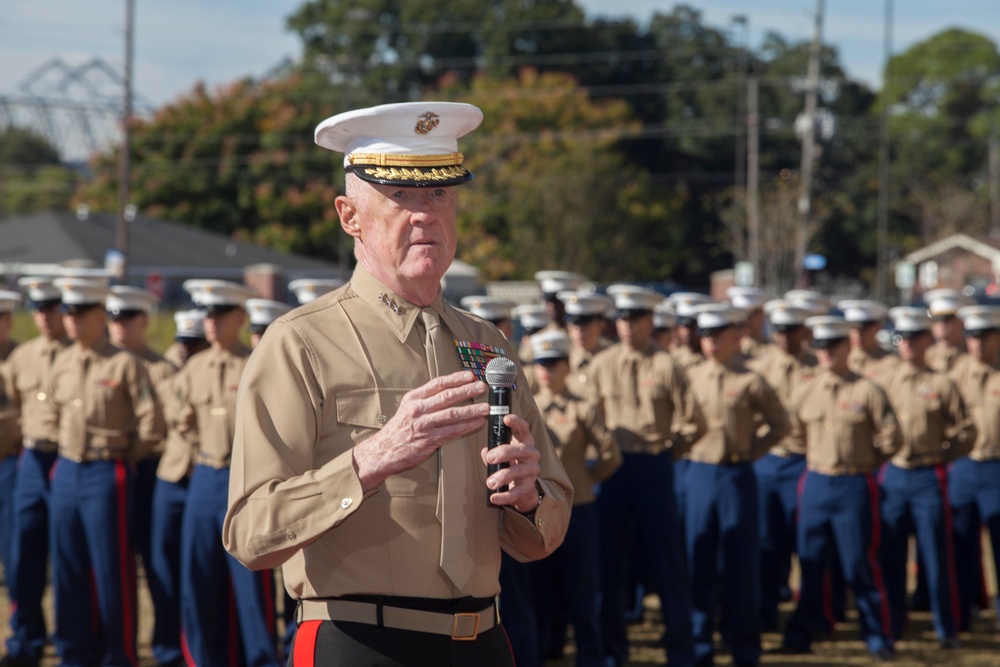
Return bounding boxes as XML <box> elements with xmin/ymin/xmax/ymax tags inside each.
<box><xmin>484</xmin><ymin>357</ymin><xmax>518</xmax><ymax>388</ymax></box>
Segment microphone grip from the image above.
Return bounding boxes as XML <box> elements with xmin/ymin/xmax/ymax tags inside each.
<box><xmin>487</xmin><ymin>384</ymin><xmax>511</xmax><ymax>505</ymax></box>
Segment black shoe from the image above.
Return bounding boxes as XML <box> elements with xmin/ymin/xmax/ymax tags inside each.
<box><xmin>940</xmin><ymin>637</ymin><xmax>960</xmax><ymax>649</ymax></box>
<box><xmin>871</xmin><ymin>648</ymin><xmax>895</xmax><ymax>662</ymax></box>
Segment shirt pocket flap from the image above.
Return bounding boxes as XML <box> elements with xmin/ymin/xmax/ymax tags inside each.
<box><xmin>336</xmin><ymin>388</ymin><xmax>406</xmax><ymax>429</ymax></box>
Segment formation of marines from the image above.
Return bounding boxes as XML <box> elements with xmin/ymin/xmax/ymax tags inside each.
<box><xmin>0</xmin><ymin>267</ymin><xmax>998</xmax><ymax>667</ymax></box>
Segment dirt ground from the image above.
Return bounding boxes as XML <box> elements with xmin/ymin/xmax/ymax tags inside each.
<box><xmin>2</xmin><ymin>565</ymin><xmax>999</xmax><ymax>667</ymax></box>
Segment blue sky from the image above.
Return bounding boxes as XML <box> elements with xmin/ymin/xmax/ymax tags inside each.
<box><xmin>1</xmin><ymin>0</ymin><xmax>997</xmax><ymax>108</ymax></box>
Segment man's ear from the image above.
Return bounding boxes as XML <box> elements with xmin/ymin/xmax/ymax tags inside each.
<box><xmin>335</xmin><ymin>195</ymin><xmax>362</xmax><ymax>240</ymax></box>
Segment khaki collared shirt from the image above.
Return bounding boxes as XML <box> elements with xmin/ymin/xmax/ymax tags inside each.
<box><xmin>848</xmin><ymin>346</ymin><xmax>897</xmax><ymax>385</ymax></box>
<box><xmin>48</xmin><ymin>339</ymin><xmax>163</xmax><ymax>459</ymax></box>
<box><xmin>0</xmin><ymin>340</ymin><xmax>20</xmax><ymax>459</ymax></box>
<box><xmin>223</xmin><ymin>264</ymin><xmax>573</xmax><ymax>601</ymax></box>
<box><xmin>134</xmin><ymin>346</ymin><xmax>177</xmax><ymax>459</ymax></box>
<box><xmin>927</xmin><ymin>342</ymin><xmax>966</xmax><ymax>374</ymax></box>
<box><xmin>156</xmin><ymin>370</ymin><xmax>199</xmax><ymax>483</ymax></box>
<box><xmin>949</xmin><ymin>356</ymin><xmax>1000</xmax><ymax>461</ymax></box>
<box><xmin>788</xmin><ymin>369</ymin><xmax>902</xmax><ymax>475</ymax></box>
<box><xmin>686</xmin><ymin>358</ymin><xmax>790</xmax><ymax>464</ymax></box>
<box><xmin>741</xmin><ymin>336</ymin><xmax>774</xmax><ymax>360</ymax></box>
<box><xmin>750</xmin><ymin>348</ymin><xmax>818</xmax><ymax>456</ymax></box>
<box><xmin>534</xmin><ymin>387</ymin><xmax>620</xmax><ymax>506</ymax></box>
<box><xmin>163</xmin><ymin>342</ymin><xmax>186</xmax><ymax>369</ymax></box>
<box><xmin>590</xmin><ymin>342</ymin><xmax>706</xmax><ymax>457</ymax></box>
<box><xmin>881</xmin><ymin>362</ymin><xmax>974</xmax><ymax>467</ymax></box>
<box><xmin>670</xmin><ymin>345</ymin><xmax>705</xmax><ymax>372</ymax></box>
<box><xmin>5</xmin><ymin>334</ymin><xmax>70</xmax><ymax>444</ymax></box>
<box><xmin>566</xmin><ymin>345</ymin><xmax>607</xmax><ymax>403</ymax></box>
<box><xmin>177</xmin><ymin>343</ymin><xmax>250</xmax><ymax>467</ymax></box>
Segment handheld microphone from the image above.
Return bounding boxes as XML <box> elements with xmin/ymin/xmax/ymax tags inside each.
<box><xmin>484</xmin><ymin>357</ymin><xmax>517</xmax><ymax>506</ymax></box>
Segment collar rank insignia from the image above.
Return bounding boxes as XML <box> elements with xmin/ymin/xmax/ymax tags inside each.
<box><xmin>377</xmin><ymin>292</ymin><xmax>400</xmax><ymax>314</ymax></box>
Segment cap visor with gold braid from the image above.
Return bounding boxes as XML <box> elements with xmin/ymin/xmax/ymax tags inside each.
<box><xmin>314</xmin><ymin>101</ymin><xmax>483</xmax><ymax>187</ymax></box>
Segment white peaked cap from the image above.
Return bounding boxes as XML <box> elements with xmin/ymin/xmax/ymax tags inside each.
<box><xmin>183</xmin><ymin>279</ymin><xmax>255</xmax><ymax>307</ymax></box>
<box><xmin>888</xmin><ymin>306</ymin><xmax>932</xmax><ymax>333</ymax></box>
<box><xmin>837</xmin><ymin>299</ymin><xmax>888</xmax><ymax>324</ymax></box>
<box><xmin>694</xmin><ymin>304</ymin><xmax>745</xmax><ymax>331</ymax></box>
<box><xmin>784</xmin><ymin>290</ymin><xmax>831</xmax><ymax>316</ymax></box>
<box><xmin>764</xmin><ymin>300</ymin><xmax>811</xmax><ymax>327</ymax></box>
<box><xmin>559</xmin><ymin>292</ymin><xmax>613</xmax><ymax>317</ymax></box>
<box><xmin>174</xmin><ymin>310</ymin><xmax>206</xmax><ymax>340</ymax></box>
<box><xmin>460</xmin><ymin>296</ymin><xmax>516</xmax><ymax>322</ymax></box>
<box><xmin>726</xmin><ymin>286</ymin><xmax>767</xmax><ymax>310</ymax></box>
<box><xmin>608</xmin><ymin>285</ymin><xmax>663</xmax><ymax>311</ymax></box>
<box><xmin>805</xmin><ymin>315</ymin><xmax>853</xmax><ymax>341</ymax></box>
<box><xmin>957</xmin><ymin>305</ymin><xmax>1000</xmax><ymax>332</ymax></box>
<box><xmin>17</xmin><ymin>277</ymin><xmax>61</xmax><ymax>303</ymax></box>
<box><xmin>535</xmin><ymin>271</ymin><xmax>588</xmax><ymax>296</ymax></box>
<box><xmin>923</xmin><ymin>289</ymin><xmax>976</xmax><ymax>317</ymax></box>
<box><xmin>669</xmin><ymin>292</ymin><xmax>715</xmax><ymax>319</ymax></box>
<box><xmin>0</xmin><ymin>290</ymin><xmax>21</xmax><ymax>313</ymax></box>
<box><xmin>53</xmin><ymin>278</ymin><xmax>110</xmax><ymax>306</ymax></box>
<box><xmin>289</xmin><ymin>278</ymin><xmax>344</xmax><ymax>304</ymax></box>
<box><xmin>653</xmin><ymin>301</ymin><xmax>677</xmax><ymax>329</ymax></box>
<box><xmin>512</xmin><ymin>304</ymin><xmax>550</xmax><ymax>330</ymax></box>
<box><xmin>246</xmin><ymin>299</ymin><xmax>293</xmax><ymax>327</ymax></box>
<box><xmin>106</xmin><ymin>286</ymin><xmax>158</xmax><ymax>315</ymax></box>
<box><xmin>530</xmin><ymin>330</ymin><xmax>572</xmax><ymax>361</ymax></box>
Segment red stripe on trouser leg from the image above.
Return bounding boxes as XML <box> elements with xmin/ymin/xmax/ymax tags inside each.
<box><xmin>935</xmin><ymin>465</ymin><xmax>962</xmax><ymax>631</ymax></box>
<box><xmin>293</xmin><ymin>620</ymin><xmax>322</xmax><ymax>667</ymax></box>
<box><xmin>866</xmin><ymin>475</ymin><xmax>892</xmax><ymax>638</ymax></box>
<box><xmin>115</xmin><ymin>460</ymin><xmax>138</xmax><ymax>666</ymax></box>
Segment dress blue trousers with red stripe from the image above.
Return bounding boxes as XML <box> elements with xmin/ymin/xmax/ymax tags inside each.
<box><xmin>181</xmin><ymin>464</ymin><xmax>279</xmax><ymax>667</ymax></box>
<box><xmin>783</xmin><ymin>471</ymin><xmax>892</xmax><ymax>654</ymax></box>
<box><xmin>949</xmin><ymin>457</ymin><xmax>1000</xmax><ymax>629</ymax></box>
<box><xmin>148</xmin><ymin>476</ymin><xmax>188</xmax><ymax>665</ymax></box>
<box><xmin>4</xmin><ymin>448</ymin><xmax>57</xmax><ymax>663</ymax></box>
<box><xmin>50</xmin><ymin>458</ymin><xmax>138</xmax><ymax>667</ymax></box>
<box><xmin>754</xmin><ymin>452</ymin><xmax>806</xmax><ymax>631</ymax></box>
<box><xmin>878</xmin><ymin>463</ymin><xmax>960</xmax><ymax>640</ymax></box>
<box><xmin>684</xmin><ymin>460</ymin><xmax>760</xmax><ymax>665</ymax></box>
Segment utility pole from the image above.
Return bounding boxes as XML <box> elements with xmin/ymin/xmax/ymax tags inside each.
<box><xmin>732</xmin><ymin>16</ymin><xmax>749</xmax><ymax>206</ymax></box>
<box><xmin>876</xmin><ymin>0</ymin><xmax>894</xmax><ymax>302</ymax></box>
<box><xmin>116</xmin><ymin>0</ymin><xmax>134</xmax><ymax>282</ymax></box>
<box><xmin>990</xmin><ymin>121</ymin><xmax>1000</xmax><ymax>237</ymax></box>
<box><xmin>747</xmin><ymin>76</ymin><xmax>760</xmax><ymax>286</ymax></box>
<box><xmin>795</xmin><ymin>0</ymin><xmax>825</xmax><ymax>287</ymax></box>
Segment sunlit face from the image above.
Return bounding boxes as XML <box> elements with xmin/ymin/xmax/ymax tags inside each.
<box><xmin>898</xmin><ymin>331</ymin><xmax>933</xmax><ymax>363</ymax></box>
<box><xmin>204</xmin><ymin>308</ymin><xmax>246</xmax><ymax>347</ymax></box>
<box><xmin>64</xmin><ymin>306</ymin><xmax>106</xmax><ymax>347</ymax></box>
<box><xmin>343</xmin><ymin>180</ymin><xmax>459</xmax><ymax>289</ymax></box>
<box><xmin>108</xmin><ymin>313</ymin><xmax>148</xmax><ymax>349</ymax></box>
<box><xmin>967</xmin><ymin>330</ymin><xmax>1000</xmax><ymax>363</ymax></box>
<box><xmin>616</xmin><ymin>313</ymin><xmax>653</xmax><ymax>350</ymax></box>
<box><xmin>815</xmin><ymin>338</ymin><xmax>850</xmax><ymax>370</ymax></box>
<box><xmin>32</xmin><ymin>303</ymin><xmax>65</xmax><ymax>339</ymax></box>
<box><xmin>534</xmin><ymin>358</ymin><xmax>569</xmax><ymax>391</ymax></box>
<box><xmin>700</xmin><ymin>325</ymin><xmax>740</xmax><ymax>363</ymax></box>
<box><xmin>567</xmin><ymin>317</ymin><xmax>604</xmax><ymax>352</ymax></box>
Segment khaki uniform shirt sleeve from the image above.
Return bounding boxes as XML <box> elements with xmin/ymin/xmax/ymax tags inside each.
<box><xmin>941</xmin><ymin>378</ymin><xmax>975</xmax><ymax>461</ymax></box>
<box><xmin>749</xmin><ymin>373</ymin><xmax>791</xmax><ymax>458</ymax></box>
<box><xmin>669</xmin><ymin>361</ymin><xmax>706</xmax><ymax>458</ymax></box>
<box><xmin>583</xmin><ymin>399</ymin><xmax>621</xmax><ymax>485</ymax></box>
<box><xmin>869</xmin><ymin>381</ymin><xmax>903</xmax><ymax>462</ymax></box>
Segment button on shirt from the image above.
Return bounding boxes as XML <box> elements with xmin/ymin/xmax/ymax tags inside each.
<box><xmin>5</xmin><ymin>335</ymin><xmax>71</xmax><ymax>443</ymax></box>
<box><xmin>749</xmin><ymin>348</ymin><xmax>818</xmax><ymax>456</ymax></box>
<box><xmin>590</xmin><ymin>343</ymin><xmax>706</xmax><ymax>457</ymax></box>
<box><xmin>686</xmin><ymin>358</ymin><xmax>791</xmax><ymax>464</ymax></box>
<box><xmin>223</xmin><ymin>264</ymin><xmax>573</xmax><ymax>601</ymax></box>
<box><xmin>177</xmin><ymin>344</ymin><xmax>250</xmax><ymax>466</ymax></box>
<box><xmin>534</xmin><ymin>387</ymin><xmax>621</xmax><ymax>506</ymax></box>
<box><xmin>788</xmin><ymin>369</ymin><xmax>902</xmax><ymax>475</ymax></box>
<box><xmin>48</xmin><ymin>338</ymin><xmax>163</xmax><ymax>459</ymax></box>
<box><xmin>949</xmin><ymin>356</ymin><xmax>1000</xmax><ymax>461</ymax></box>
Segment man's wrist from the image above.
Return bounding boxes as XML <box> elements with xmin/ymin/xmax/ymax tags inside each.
<box><xmin>517</xmin><ymin>481</ymin><xmax>544</xmax><ymax>516</ymax></box>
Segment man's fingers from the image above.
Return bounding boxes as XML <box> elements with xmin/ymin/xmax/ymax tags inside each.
<box><xmin>406</xmin><ymin>371</ymin><xmax>482</xmax><ymax>400</ymax></box>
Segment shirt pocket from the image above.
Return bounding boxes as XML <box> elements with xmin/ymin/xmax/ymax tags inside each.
<box><xmin>335</xmin><ymin>388</ymin><xmax>434</xmax><ymax>497</ymax></box>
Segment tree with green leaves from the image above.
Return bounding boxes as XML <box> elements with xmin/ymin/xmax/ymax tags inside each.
<box><xmin>0</xmin><ymin>127</ymin><xmax>79</xmax><ymax>217</ymax></box>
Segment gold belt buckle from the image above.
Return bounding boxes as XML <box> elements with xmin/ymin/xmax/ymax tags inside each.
<box><xmin>451</xmin><ymin>612</ymin><xmax>480</xmax><ymax>641</ymax></box>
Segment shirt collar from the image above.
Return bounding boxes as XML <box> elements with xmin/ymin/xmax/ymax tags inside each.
<box><xmin>348</xmin><ymin>263</ymin><xmax>434</xmax><ymax>344</ymax></box>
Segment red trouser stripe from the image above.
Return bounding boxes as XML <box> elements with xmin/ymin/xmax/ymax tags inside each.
<box><xmin>115</xmin><ymin>460</ymin><xmax>138</xmax><ymax>667</ymax></box>
<box><xmin>935</xmin><ymin>464</ymin><xmax>963</xmax><ymax>630</ymax></box>
<box><xmin>293</xmin><ymin>620</ymin><xmax>322</xmax><ymax>667</ymax></box>
<box><xmin>866</xmin><ymin>474</ymin><xmax>892</xmax><ymax>638</ymax></box>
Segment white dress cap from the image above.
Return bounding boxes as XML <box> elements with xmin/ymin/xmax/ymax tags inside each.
<box><xmin>923</xmin><ymin>289</ymin><xmax>976</xmax><ymax>317</ymax></box>
<box><xmin>246</xmin><ymin>299</ymin><xmax>293</xmax><ymax>327</ymax></box>
<box><xmin>888</xmin><ymin>306</ymin><xmax>932</xmax><ymax>333</ymax></box>
<box><xmin>669</xmin><ymin>292</ymin><xmax>715</xmax><ymax>319</ymax></box>
<box><xmin>764</xmin><ymin>300</ymin><xmax>812</xmax><ymax>327</ymax></box>
<box><xmin>18</xmin><ymin>276</ymin><xmax>61</xmax><ymax>304</ymax></box>
<box><xmin>174</xmin><ymin>309</ymin><xmax>206</xmax><ymax>340</ymax></box>
<box><xmin>559</xmin><ymin>292</ymin><xmax>613</xmax><ymax>317</ymax></box>
<box><xmin>784</xmin><ymin>290</ymin><xmax>831</xmax><ymax>316</ymax></box>
<box><xmin>460</xmin><ymin>296</ymin><xmax>516</xmax><ymax>322</ymax></box>
<box><xmin>314</xmin><ymin>102</ymin><xmax>483</xmax><ymax>186</ymax></box>
<box><xmin>512</xmin><ymin>304</ymin><xmax>550</xmax><ymax>331</ymax></box>
<box><xmin>653</xmin><ymin>301</ymin><xmax>677</xmax><ymax>329</ymax></box>
<box><xmin>609</xmin><ymin>285</ymin><xmax>663</xmax><ymax>312</ymax></box>
<box><xmin>957</xmin><ymin>305</ymin><xmax>1000</xmax><ymax>332</ymax></box>
<box><xmin>289</xmin><ymin>278</ymin><xmax>344</xmax><ymax>304</ymax></box>
<box><xmin>0</xmin><ymin>290</ymin><xmax>21</xmax><ymax>313</ymax></box>
<box><xmin>53</xmin><ymin>278</ymin><xmax>110</xmax><ymax>306</ymax></box>
<box><xmin>530</xmin><ymin>330</ymin><xmax>572</xmax><ymax>362</ymax></box>
<box><xmin>805</xmin><ymin>315</ymin><xmax>854</xmax><ymax>341</ymax></box>
<box><xmin>106</xmin><ymin>286</ymin><xmax>158</xmax><ymax>315</ymax></box>
<box><xmin>535</xmin><ymin>271</ymin><xmax>588</xmax><ymax>297</ymax></box>
<box><xmin>837</xmin><ymin>299</ymin><xmax>888</xmax><ymax>324</ymax></box>
<box><xmin>726</xmin><ymin>286</ymin><xmax>767</xmax><ymax>310</ymax></box>
<box><xmin>694</xmin><ymin>304</ymin><xmax>746</xmax><ymax>331</ymax></box>
<box><xmin>183</xmin><ymin>279</ymin><xmax>256</xmax><ymax>308</ymax></box>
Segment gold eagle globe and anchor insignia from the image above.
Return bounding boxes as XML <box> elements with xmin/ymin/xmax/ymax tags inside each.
<box><xmin>414</xmin><ymin>111</ymin><xmax>440</xmax><ymax>135</ymax></box>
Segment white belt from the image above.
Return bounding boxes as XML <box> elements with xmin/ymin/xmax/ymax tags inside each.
<box><xmin>296</xmin><ymin>598</ymin><xmax>499</xmax><ymax>641</ymax></box>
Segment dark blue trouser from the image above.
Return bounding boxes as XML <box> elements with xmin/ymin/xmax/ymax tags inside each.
<box><xmin>754</xmin><ymin>452</ymin><xmax>806</xmax><ymax>631</ymax></box>
<box><xmin>0</xmin><ymin>455</ymin><xmax>17</xmax><ymax>593</ymax></box>
<box><xmin>51</xmin><ymin>458</ymin><xmax>138</xmax><ymax>667</ymax></box>
<box><xmin>949</xmin><ymin>457</ymin><xmax>1000</xmax><ymax>630</ymax></box>
<box><xmin>181</xmin><ymin>465</ymin><xmax>279</xmax><ymax>667</ymax></box>
<box><xmin>784</xmin><ymin>471</ymin><xmax>892</xmax><ymax>654</ymax></box>
<box><xmin>132</xmin><ymin>457</ymin><xmax>159</xmax><ymax>572</ymax></box>
<box><xmin>498</xmin><ymin>551</ymin><xmax>539</xmax><ymax>667</ymax></box>
<box><xmin>282</xmin><ymin>588</ymin><xmax>298</xmax><ymax>659</ymax></box>
<box><xmin>149</xmin><ymin>476</ymin><xmax>188</xmax><ymax>665</ymax></box>
<box><xmin>878</xmin><ymin>463</ymin><xmax>960</xmax><ymax>640</ymax></box>
<box><xmin>5</xmin><ymin>448</ymin><xmax>57</xmax><ymax>663</ymax></box>
<box><xmin>600</xmin><ymin>452</ymin><xmax>693</xmax><ymax>667</ymax></box>
<box><xmin>531</xmin><ymin>501</ymin><xmax>603</xmax><ymax>667</ymax></box>
<box><xmin>685</xmin><ymin>461</ymin><xmax>760</xmax><ymax>665</ymax></box>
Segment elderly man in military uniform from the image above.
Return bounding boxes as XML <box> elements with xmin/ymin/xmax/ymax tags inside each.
<box><xmin>289</xmin><ymin>278</ymin><xmax>344</xmax><ymax>305</ymax></box>
<box><xmin>47</xmin><ymin>277</ymin><xmax>163</xmax><ymax>667</ymax></box>
<box><xmin>148</xmin><ymin>310</ymin><xmax>207</xmax><ymax>667</ymax></box>
<box><xmin>2</xmin><ymin>278</ymin><xmax>70</xmax><ymax>667</ymax></box>
<box><xmin>176</xmin><ymin>279</ymin><xmax>280</xmax><ymax>667</ymax></box>
<box><xmin>924</xmin><ymin>289</ymin><xmax>975</xmax><ymax>373</ymax></box>
<box><xmin>777</xmin><ymin>316</ymin><xmax>901</xmax><ymax>662</ymax></box>
<box><xmin>591</xmin><ymin>285</ymin><xmax>705</xmax><ymax>667</ymax></box>
<box><xmin>683</xmin><ymin>304</ymin><xmax>789</xmax><ymax>667</ymax></box>
<box><xmin>0</xmin><ymin>290</ymin><xmax>21</xmax><ymax>607</ymax></box>
<box><xmin>947</xmin><ymin>305</ymin><xmax>1000</xmax><ymax>630</ymax></box>
<box><xmin>222</xmin><ymin>102</ymin><xmax>572</xmax><ymax>667</ymax></box>
<box><xmin>748</xmin><ymin>301</ymin><xmax>817</xmax><ymax>632</ymax></box>
<box><xmin>878</xmin><ymin>307</ymin><xmax>972</xmax><ymax>646</ymax></box>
